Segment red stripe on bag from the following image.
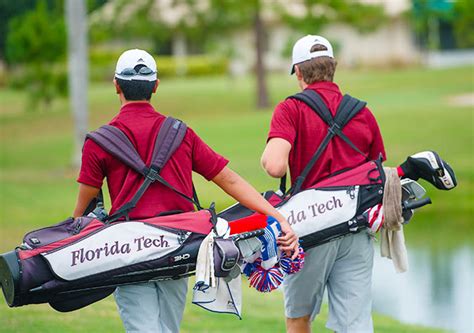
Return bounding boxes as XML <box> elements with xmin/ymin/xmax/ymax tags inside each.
<box><xmin>229</xmin><ymin>214</ymin><xmax>268</xmax><ymax>235</ymax></box>
<box><xmin>311</xmin><ymin>161</ymin><xmax>382</xmax><ymax>188</ymax></box>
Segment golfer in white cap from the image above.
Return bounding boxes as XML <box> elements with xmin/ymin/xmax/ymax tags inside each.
<box><xmin>261</xmin><ymin>35</ymin><xmax>386</xmax><ymax>333</ymax></box>
<box><xmin>74</xmin><ymin>48</ymin><xmax>299</xmax><ymax>332</ymax></box>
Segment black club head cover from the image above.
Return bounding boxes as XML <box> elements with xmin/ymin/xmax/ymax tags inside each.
<box><xmin>400</xmin><ymin>151</ymin><xmax>457</xmax><ymax>190</ymax></box>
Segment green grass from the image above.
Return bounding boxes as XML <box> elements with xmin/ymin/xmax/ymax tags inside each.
<box><xmin>0</xmin><ymin>279</ymin><xmax>447</xmax><ymax>333</ymax></box>
<box><xmin>1</xmin><ymin>65</ymin><xmax>472</xmax><ymax>332</ymax></box>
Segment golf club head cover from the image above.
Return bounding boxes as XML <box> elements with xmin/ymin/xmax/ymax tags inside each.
<box><xmin>257</xmin><ymin>216</ymin><xmax>281</xmax><ymax>270</ymax></box>
<box><xmin>399</xmin><ymin>151</ymin><xmax>457</xmax><ymax>190</ymax></box>
<box><xmin>364</xmin><ymin>204</ymin><xmax>385</xmax><ymax>233</ymax></box>
<box><xmin>247</xmin><ymin>263</ymin><xmax>284</xmax><ymax>293</ymax></box>
<box><xmin>279</xmin><ymin>246</ymin><xmax>305</xmax><ymax>275</ymax></box>
<box><xmin>242</xmin><ymin>258</ymin><xmax>261</xmax><ymax>277</ymax></box>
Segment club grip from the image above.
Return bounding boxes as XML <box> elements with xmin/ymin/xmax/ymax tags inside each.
<box><xmin>231</xmin><ymin>229</ymin><xmax>265</xmax><ymax>241</ymax></box>
<box><xmin>403</xmin><ymin>197</ymin><xmax>432</xmax><ymax>210</ymax></box>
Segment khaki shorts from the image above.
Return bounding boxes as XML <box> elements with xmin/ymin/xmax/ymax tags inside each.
<box><xmin>283</xmin><ymin>231</ymin><xmax>374</xmax><ymax>333</ymax></box>
<box><xmin>114</xmin><ymin>278</ymin><xmax>188</xmax><ymax>333</ymax></box>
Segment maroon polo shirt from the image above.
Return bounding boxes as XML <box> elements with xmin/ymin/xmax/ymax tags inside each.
<box><xmin>268</xmin><ymin>81</ymin><xmax>386</xmax><ymax>190</ymax></box>
<box><xmin>78</xmin><ymin>102</ymin><xmax>228</xmax><ymax>219</ymax></box>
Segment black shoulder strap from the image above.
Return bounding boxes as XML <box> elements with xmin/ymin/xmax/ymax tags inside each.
<box><xmin>86</xmin><ymin>117</ymin><xmax>201</xmax><ymax>222</ymax></box>
<box><xmin>334</xmin><ymin>94</ymin><xmax>363</xmax><ymax>126</ymax></box>
<box><xmin>331</xmin><ymin>94</ymin><xmax>369</xmax><ymax>158</ymax></box>
<box><xmin>284</xmin><ymin>90</ymin><xmax>368</xmax><ymax>194</ymax></box>
<box><xmin>151</xmin><ymin>117</ymin><xmax>188</xmax><ymax>170</ymax></box>
<box><xmin>292</xmin><ymin>90</ymin><xmax>334</xmax><ymax>126</ymax></box>
<box><xmin>86</xmin><ymin>125</ymin><xmax>148</xmax><ymax>176</ymax></box>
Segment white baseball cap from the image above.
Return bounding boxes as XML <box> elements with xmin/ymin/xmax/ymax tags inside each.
<box><xmin>115</xmin><ymin>49</ymin><xmax>157</xmax><ymax>81</ymax></box>
<box><xmin>290</xmin><ymin>35</ymin><xmax>334</xmax><ymax>75</ymax></box>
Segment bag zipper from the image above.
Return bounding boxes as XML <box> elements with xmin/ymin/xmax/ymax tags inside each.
<box><xmin>346</xmin><ymin>186</ymin><xmax>356</xmax><ymax>200</ymax></box>
<box><xmin>22</xmin><ymin>217</ymin><xmax>76</xmax><ymax>248</ymax></box>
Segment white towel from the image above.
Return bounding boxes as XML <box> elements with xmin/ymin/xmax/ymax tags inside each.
<box><xmin>194</xmin><ymin>233</ymin><xmax>216</xmax><ymax>290</ymax></box>
<box><xmin>380</xmin><ymin>167</ymin><xmax>408</xmax><ymax>273</ymax></box>
<box><xmin>380</xmin><ymin>226</ymin><xmax>408</xmax><ymax>273</ymax></box>
<box><xmin>192</xmin><ymin>275</ymin><xmax>242</xmax><ymax>318</ymax></box>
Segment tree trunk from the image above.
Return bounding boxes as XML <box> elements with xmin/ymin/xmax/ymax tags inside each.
<box><xmin>254</xmin><ymin>0</ymin><xmax>269</xmax><ymax>109</ymax></box>
<box><xmin>172</xmin><ymin>33</ymin><xmax>187</xmax><ymax>77</ymax></box>
<box><xmin>66</xmin><ymin>0</ymin><xmax>88</xmax><ymax>169</ymax></box>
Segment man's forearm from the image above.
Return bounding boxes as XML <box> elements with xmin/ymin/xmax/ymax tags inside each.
<box><xmin>213</xmin><ymin>167</ymin><xmax>299</xmax><ymax>256</ymax></box>
<box><xmin>73</xmin><ymin>183</ymin><xmax>101</xmax><ymax>218</ymax></box>
<box><xmin>212</xmin><ymin>167</ymin><xmax>286</xmax><ymax>223</ymax></box>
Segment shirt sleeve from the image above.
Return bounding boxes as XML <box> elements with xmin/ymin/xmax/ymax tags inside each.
<box><xmin>189</xmin><ymin>128</ymin><xmax>229</xmax><ymax>181</ymax></box>
<box><xmin>267</xmin><ymin>100</ymin><xmax>297</xmax><ymax>145</ymax></box>
<box><xmin>77</xmin><ymin>139</ymin><xmax>106</xmax><ymax>188</ymax></box>
<box><xmin>365</xmin><ymin>109</ymin><xmax>386</xmax><ymax>161</ymax></box>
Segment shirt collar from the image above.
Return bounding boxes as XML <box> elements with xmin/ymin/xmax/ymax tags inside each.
<box><xmin>306</xmin><ymin>81</ymin><xmax>341</xmax><ymax>93</ymax></box>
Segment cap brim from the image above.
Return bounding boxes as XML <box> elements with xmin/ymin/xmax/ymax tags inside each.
<box><xmin>290</xmin><ymin>64</ymin><xmax>295</xmax><ymax>75</ymax></box>
<box><xmin>115</xmin><ymin>73</ymin><xmax>157</xmax><ymax>82</ymax></box>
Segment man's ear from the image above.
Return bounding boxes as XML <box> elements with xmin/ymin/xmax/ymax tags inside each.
<box><xmin>113</xmin><ymin>78</ymin><xmax>121</xmax><ymax>95</ymax></box>
<box><xmin>153</xmin><ymin>79</ymin><xmax>160</xmax><ymax>93</ymax></box>
<box><xmin>295</xmin><ymin>65</ymin><xmax>303</xmax><ymax>81</ymax></box>
<box><xmin>294</xmin><ymin>65</ymin><xmax>307</xmax><ymax>90</ymax></box>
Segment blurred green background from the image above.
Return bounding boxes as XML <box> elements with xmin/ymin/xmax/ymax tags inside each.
<box><xmin>0</xmin><ymin>1</ymin><xmax>473</xmax><ymax>332</ymax></box>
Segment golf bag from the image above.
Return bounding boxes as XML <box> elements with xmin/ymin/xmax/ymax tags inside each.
<box><xmin>220</xmin><ymin>90</ymin><xmax>448</xmax><ymax>249</ymax></box>
<box><xmin>0</xmin><ymin>117</ymin><xmax>265</xmax><ymax>312</ymax></box>
<box><xmin>220</xmin><ymin>159</ymin><xmax>386</xmax><ymax>250</ymax></box>
<box><xmin>0</xmin><ymin>211</ymin><xmax>214</xmax><ymax>311</ymax></box>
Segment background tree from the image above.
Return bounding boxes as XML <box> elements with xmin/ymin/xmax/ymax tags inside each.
<box><xmin>201</xmin><ymin>0</ymin><xmax>386</xmax><ymax>109</ymax></box>
<box><xmin>89</xmin><ymin>0</ymin><xmax>386</xmax><ymax>110</ymax></box>
<box><xmin>452</xmin><ymin>0</ymin><xmax>474</xmax><ymax>48</ymax></box>
<box><xmin>199</xmin><ymin>0</ymin><xmax>268</xmax><ymax>108</ymax></box>
<box><xmin>410</xmin><ymin>0</ymin><xmax>463</xmax><ymax>51</ymax></box>
<box><xmin>3</xmin><ymin>0</ymin><xmax>104</xmax><ymax>165</ymax></box>
<box><xmin>5</xmin><ymin>0</ymin><xmax>67</xmax><ymax>110</ymax></box>
<box><xmin>66</xmin><ymin>0</ymin><xmax>89</xmax><ymax>168</ymax></box>
<box><xmin>0</xmin><ymin>0</ymin><xmax>37</xmax><ymax>61</ymax></box>
<box><xmin>89</xmin><ymin>0</ymin><xmax>210</xmax><ymax>64</ymax></box>
<box><xmin>279</xmin><ymin>0</ymin><xmax>385</xmax><ymax>35</ymax></box>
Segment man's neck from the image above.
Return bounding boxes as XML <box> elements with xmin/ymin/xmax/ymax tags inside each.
<box><xmin>122</xmin><ymin>100</ymin><xmax>150</xmax><ymax>105</ymax></box>
<box><xmin>120</xmin><ymin>95</ymin><xmax>150</xmax><ymax>105</ymax></box>
<box><xmin>299</xmin><ymin>80</ymin><xmax>308</xmax><ymax>91</ymax></box>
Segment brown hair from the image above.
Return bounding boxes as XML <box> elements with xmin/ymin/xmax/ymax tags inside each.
<box><xmin>296</xmin><ymin>44</ymin><xmax>337</xmax><ymax>84</ymax></box>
